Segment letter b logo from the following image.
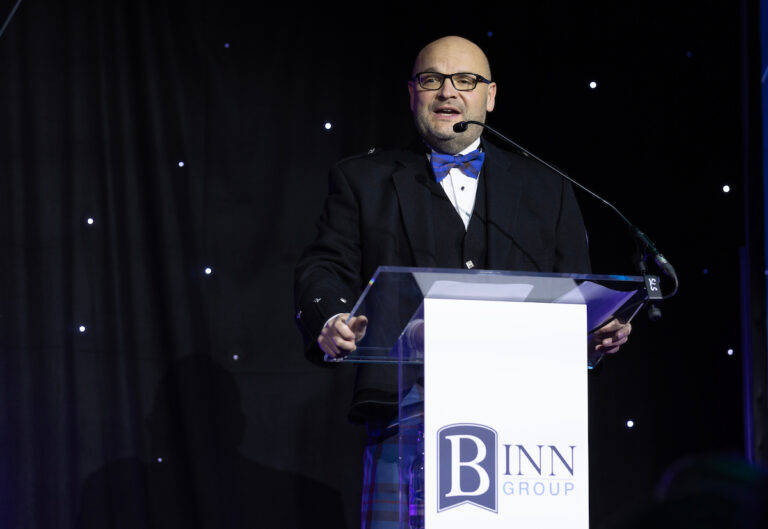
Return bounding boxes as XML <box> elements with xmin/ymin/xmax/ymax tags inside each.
<box><xmin>437</xmin><ymin>424</ymin><xmax>497</xmax><ymax>512</ymax></box>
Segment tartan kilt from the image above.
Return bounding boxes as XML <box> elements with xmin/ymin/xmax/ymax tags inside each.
<box><xmin>361</xmin><ymin>421</ymin><xmax>421</xmax><ymax>529</ymax></box>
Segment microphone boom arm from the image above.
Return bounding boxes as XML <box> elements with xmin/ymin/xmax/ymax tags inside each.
<box><xmin>454</xmin><ymin>120</ymin><xmax>678</xmax><ymax>299</ymax></box>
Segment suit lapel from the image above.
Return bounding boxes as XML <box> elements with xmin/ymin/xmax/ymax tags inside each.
<box><xmin>483</xmin><ymin>141</ymin><xmax>523</xmax><ymax>270</ymax></box>
<box><xmin>392</xmin><ymin>152</ymin><xmax>438</xmax><ymax>268</ymax></box>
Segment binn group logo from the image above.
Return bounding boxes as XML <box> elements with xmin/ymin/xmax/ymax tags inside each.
<box><xmin>437</xmin><ymin>424</ymin><xmax>498</xmax><ymax>513</ymax></box>
<box><xmin>437</xmin><ymin>423</ymin><xmax>579</xmax><ymax>516</ymax></box>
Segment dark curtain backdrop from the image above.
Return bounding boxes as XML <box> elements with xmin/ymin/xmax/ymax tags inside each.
<box><xmin>0</xmin><ymin>0</ymin><xmax>751</xmax><ymax>528</ymax></box>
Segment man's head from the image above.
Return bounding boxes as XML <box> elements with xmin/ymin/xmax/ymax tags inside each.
<box><xmin>408</xmin><ymin>36</ymin><xmax>497</xmax><ymax>154</ymax></box>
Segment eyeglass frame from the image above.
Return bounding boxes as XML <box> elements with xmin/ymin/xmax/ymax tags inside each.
<box><xmin>411</xmin><ymin>71</ymin><xmax>493</xmax><ymax>91</ymax></box>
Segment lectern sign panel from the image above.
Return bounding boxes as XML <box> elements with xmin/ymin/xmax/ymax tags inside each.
<box><xmin>424</xmin><ymin>299</ymin><xmax>589</xmax><ymax>529</ymax></box>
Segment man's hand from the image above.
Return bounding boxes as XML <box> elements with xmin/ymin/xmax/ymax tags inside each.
<box><xmin>590</xmin><ymin>318</ymin><xmax>632</xmax><ymax>356</ymax></box>
<box><xmin>318</xmin><ymin>313</ymin><xmax>368</xmax><ymax>359</ymax></box>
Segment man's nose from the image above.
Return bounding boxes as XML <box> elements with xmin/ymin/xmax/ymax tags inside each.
<box><xmin>437</xmin><ymin>78</ymin><xmax>459</xmax><ymax>98</ymax></box>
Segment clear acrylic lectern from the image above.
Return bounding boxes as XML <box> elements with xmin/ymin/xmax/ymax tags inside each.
<box><xmin>340</xmin><ymin>266</ymin><xmax>648</xmax><ymax>529</ymax></box>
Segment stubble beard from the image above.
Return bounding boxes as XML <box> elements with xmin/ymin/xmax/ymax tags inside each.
<box><xmin>414</xmin><ymin>112</ymin><xmax>484</xmax><ymax>155</ymax></box>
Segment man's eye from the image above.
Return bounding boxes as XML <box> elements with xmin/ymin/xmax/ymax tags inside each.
<box><xmin>454</xmin><ymin>75</ymin><xmax>475</xmax><ymax>87</ymax></box>
<box><xmin>421</xmin><ymin>75</ymin><xmax>441</xmax><ymax>85</ymax></box>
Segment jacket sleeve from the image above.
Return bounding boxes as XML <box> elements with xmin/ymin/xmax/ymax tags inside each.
<box><xmin>293</xmin><ymin>163</ymin><xmax>364</xmax><ymax>365</ymax></box>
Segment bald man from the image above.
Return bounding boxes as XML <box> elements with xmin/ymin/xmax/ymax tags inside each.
<box><xmin>294</xmin><ymin>36</ymin><xmax>630</xmax><ymax>528</ymax></box>
<box><xmin>296</xmin><ymin>35</ymin><xmax>629</xmax><ymax>368</ymax></box>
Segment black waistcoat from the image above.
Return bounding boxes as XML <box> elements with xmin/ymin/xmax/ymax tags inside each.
<box><xmin>428</xmin><ymin>172</ymin><xmax>488</xmax><ymax>270</ymax></box>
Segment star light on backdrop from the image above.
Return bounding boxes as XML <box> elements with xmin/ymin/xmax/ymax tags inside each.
<box><xmin>204</xmin><ymin>267</ymin><xmax>213</xmax><ymax>275</ymax></box>
<box><xmin>178</xmin><ymin>161</ymin><xmax>184</xmax><ymax>167</ymax></box>
<box><xmin>86</xmin><ymin>217</ymin><xmax>94</xmax><ymax>225</ymax></box>
<box><xmin>324</xmin><ymin>122</ymin><xmax>332</xmax><ymax>130</ymax></box>
<box><xmin>626</xmin><ymin>420</ymin><xmax>635</xmax><ymax>429</ymax></box>
<box><xmin>78</xmin><ymin>325</ymin><xmax>86</xmax><ymax>333</ymax></box>
<box><xmin>589</xmin><ymin>81</ymin><xmax>598</xmax><ymax>89</ymax></box>
<box><xmin>723</xmin><ymin>185</ymin><xmax>731</xmax><ymax>193</ymax></box>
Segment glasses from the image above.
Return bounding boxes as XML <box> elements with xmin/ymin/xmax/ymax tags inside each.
<box><xmin>412</xmin><ymin>71</ymin><xmax>492</xmax><ymax>91</ymax></box>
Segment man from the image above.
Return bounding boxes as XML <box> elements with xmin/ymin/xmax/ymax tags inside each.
<box><xmin>294</xmin><ymin>35</ymin><xmax>631</xmax><ymax>527</ymax></box>
<box><xmin>296</xmin><ymin>35</ymin><xmax>630</xmax><ymax>365</ymax></box>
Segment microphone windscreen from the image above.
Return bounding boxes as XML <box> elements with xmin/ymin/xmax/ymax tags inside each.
<box><xmin>453</xmin><ymin>122</ymin><xmax>468</xmax><ymax>132</ymax></box>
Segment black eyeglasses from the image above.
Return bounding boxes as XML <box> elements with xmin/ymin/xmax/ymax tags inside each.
<box><xmin>412</xmin><ymin>71</ymin><xmax>492</xmax><ymax>91</ymax></box>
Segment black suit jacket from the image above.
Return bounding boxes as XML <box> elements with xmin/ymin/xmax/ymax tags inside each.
<box><xmin>294</xmin><ymin>139</ymin><xmax>591</xmax><ymax>419</ymax></box>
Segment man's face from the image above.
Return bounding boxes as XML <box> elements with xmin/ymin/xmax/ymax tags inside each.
<box><xmin>408</xmin><ymin>37</ymin><xmax>496</xmax><ymax>154</ymax></box>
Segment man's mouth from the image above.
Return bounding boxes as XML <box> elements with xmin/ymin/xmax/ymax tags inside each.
<box><xmin>433</xmin><ymin>107</ymin><xmax>461</xmax><ymax>118</ymax></box>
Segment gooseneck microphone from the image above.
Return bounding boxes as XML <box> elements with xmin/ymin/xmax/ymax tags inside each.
<box><xmin>454</xmin><ymin>120</ymin><xmax>678</xmax><ymax>299</ymax></box>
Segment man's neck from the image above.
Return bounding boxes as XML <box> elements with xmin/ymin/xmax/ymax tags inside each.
<box><xmin>427</xmin><ymin>137</ymin><xmax>482</xmax><ymax>156</ymax></box>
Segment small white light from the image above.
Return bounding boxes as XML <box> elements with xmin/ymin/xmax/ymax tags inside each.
<box><xmin>86</xmin><ymin>217</ymin><xmax>94</xmax><ymax>225</ymax></box>
<box><xmin>722</xmin><ymin>185</ymin><xmax>730</xmax><ymax>193</ymax></box>
<box><xmin>589</xmin><ymin>81</ymin><xmax>598</xmax><ymax>89</ymax></box>
<box><xmin>727</xmin><ymin>348</ymin><xmax>734</xmax><ymax>356</ymax></box>
<box><xmin>224</xmin><ymin>42</ymin><xmax>230</xmax><ymax>48</ymax></box>
<box><xmin>626</xmin><ymin>420</ymin><xmax>634</xmax><ymax>428</ymax></box>
<box><xmin>233</xmin><ymin>354</ymin><xmax>239</xmax><ymax>361</ymax></box>
<box><xmin>324</xmin><ymin>122</ymin><xmax>332</xmax><ymax>130</ymax></box>
<box><xmin>157</xmin><ymin>457</ymin><xmax>163</xmax><ymax>463</ymax></box>
<box><xmin>178</xmin><ymin>161</ymin><xmax>185</xmax><ymax>167</ymax></box>
<box><xmin>204</xmin><ymin>267</ymin><xmax>212</xmax><ymax>275</ymax></box>
<box><xmin>79</xmin><ymin>325</ymin><xmax>86</xmax><ymax>333</ymax></box>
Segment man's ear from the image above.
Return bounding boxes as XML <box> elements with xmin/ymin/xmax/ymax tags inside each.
<box><xmin>486</xmin><ymin>82</ymin><xmax>497</xmax><ymax>112</ymax></box>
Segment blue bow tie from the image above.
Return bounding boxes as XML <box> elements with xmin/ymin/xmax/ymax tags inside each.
<box><xmin>431</xmin><ymin>149</ymin><xmax>485</xmax><ymax>182</ymax></box>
